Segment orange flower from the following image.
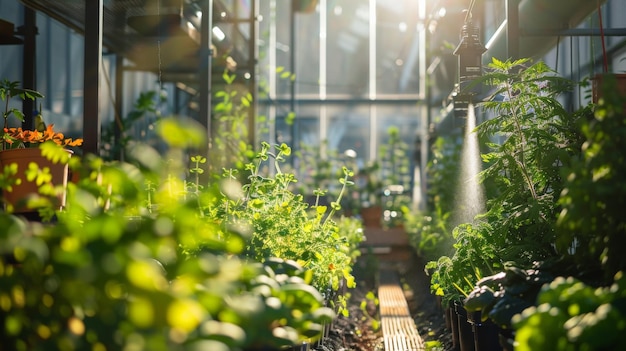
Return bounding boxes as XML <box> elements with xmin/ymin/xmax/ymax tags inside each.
<box><xmin>3</xmin><ymin>124</ymin><xmax>83</xmax><ymax>148</ymax></box>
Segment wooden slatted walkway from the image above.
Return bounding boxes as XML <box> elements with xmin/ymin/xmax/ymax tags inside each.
<box><xmin>378</xmin><ymin>270</ymin><xmax>425</xmax><ymax>351</ymax></box>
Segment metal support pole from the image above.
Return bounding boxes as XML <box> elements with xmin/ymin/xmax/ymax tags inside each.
<box><xmin>83</xmin><ymin>0</ymin><xmax>103</xmax><ymax>155</ymax></box>
<box><xmin>21</xmin><ymin>7</ymin><xmax>37</xmax><ymax>130</ymax></box>
<box><xmin>199</xmin><ymin>0</ymin><xmax>213</xmax><ymax>154</ymax></box>
<box><xmin>522</xmin><ymin>28</ymin><xmax>626</xmax><ymax>37</ymax></box>
<box><xmin>506</xmin><ymin>0</ymin><xmax>519</xmax><ymax>60</ymax></box>
<box><xmin>290</xmin><ymin>0</ymin><xmax>297</xmax><ymax>151</ymax></box>
<box><xmin>114</xmin><ymin>3</ymin><xmax>126</xmax><ymax>161</ymax></box>
<box><xmin>114</xmin><ymin>54</ymin><xmax>124</xmax><ymax>160</ymax></box>
<box><xmin>248</xmin><ymin>0</ymin><xmax>258</xmax><ymax>148</ymax></box>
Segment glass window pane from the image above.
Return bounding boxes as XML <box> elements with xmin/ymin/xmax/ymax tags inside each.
<box><xmin>326</xmin><ymin>0</ymin><xmax>370</xmax><ymax>96</ymax></box>
<box><xmin>328</xmin><ymin>104</ymin><xmax>371</xmax><ymax>167</ymax></box>
<box><xmin>376</xmin><ymin>105</ymin><xmax>420</xmax><ymax>190</ymax></box>
<box><xmin>294</xmin><ymin>10</ymin><xmax>321</xmax><ymax>97</ymax></box>
<box><xmin>376</xmin><ymin>1</ymin><xmax>421</xmax><ymax>95</ymax></box>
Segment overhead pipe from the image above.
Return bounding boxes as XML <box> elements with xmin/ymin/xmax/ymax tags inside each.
<box><xmin>484</xmin><ymin>0</ymin><xmax>608</xmax><ymax>63</ymax></box>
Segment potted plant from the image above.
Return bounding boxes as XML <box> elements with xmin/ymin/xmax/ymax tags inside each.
<box><xmin>356</xmin><ymin>159</ymin><xmax>383</xmax><ymax>227</ymax></box>
<box><xmin>425</xmin><ymin>57</ymin><xmax>590</xmax><ymax>349</ymax></box>
<box><xmin>1</xmin><ymin>79</ymin><xmax>83</xmax><ymax>214</ymax></box>
<box><xmin>357</xmin><ymin>126</ymin><xmax>413</xmax><ymax>228</ymax></box>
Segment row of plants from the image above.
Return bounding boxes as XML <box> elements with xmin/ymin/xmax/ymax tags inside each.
<box><xmin>408</xmin><ymin>58</ymin><xmax>626</xmax><ymax>350</ymax></box>
<box><xmin>286</xmin><ymin>125</ymin><xmax>414</xmax><ymax>229</ymax></box>
<box><xmin>403</xmin><ymin>132</ymin><xmax>458</xmax><ymax>264</ymax></box>
<box><xmin>0</xmin><ymin>80</ymin><xmax>365</xmax><ymax>350</ymax></box>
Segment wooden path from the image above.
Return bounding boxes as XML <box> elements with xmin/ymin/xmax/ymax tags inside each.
<box><xmin>378</xmin><ymin>269</ymin><xmax>425</xmax><ymax>351</ymax></box>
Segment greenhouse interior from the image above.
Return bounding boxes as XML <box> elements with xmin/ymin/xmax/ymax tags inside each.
<box><xmin>1</xmin><ymin>0</ymin><xmax>626</xmax><ymax>350</ymax></box>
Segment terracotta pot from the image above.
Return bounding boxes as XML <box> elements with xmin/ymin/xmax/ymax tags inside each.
<box><xmin>0</xmin><ymin>147</ymin><xmax>72</xmax><ymax>213</ymax></box>
<box><xmin>360</xmin><ymin>205</ymin><xmax>383</xmax><ymax>228</ymax></box>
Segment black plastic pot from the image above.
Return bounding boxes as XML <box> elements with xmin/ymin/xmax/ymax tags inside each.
<box><xmin>449</xmin><ymin>302</ymin><xmax>460</xmax><ymax>350</ymax></box>
<box><xmin>290</xmin><ymin>342</ymin><xmax>311</xmax><ymax>351</ymax></box>
<box><xmin>498</xmin><ymin>328</ymin><xmax>516</xmax><ymax>351</ymax></box>
<box><xmin>245</xmin><ymin>342</ymin><xmax>310</xmax><ymax>351</ymax></box>
<box><xmin>467</xmin><ymin>311</ymin><xmax>502</xmax><ymax>351</ymax></box>
<box><xmin>454</xmin><ymin>301</ymin><xmax>475</xmax><ymax>351</ymax></box>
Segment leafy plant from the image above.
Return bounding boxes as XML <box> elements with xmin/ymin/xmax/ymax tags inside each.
<box><xmin>0</xmin><ymin>116</ymin><xmax>363</xmax><ymax>351</ymax></box>
<box><xmin>0</xmin><ymin>80</ymin><xmax>44</xmax><ymax>127</ymax></box>
<box><xmin>475</xmin><ymin>57</ymin><xmax>585</xmax><ymax>265</ymax></box>
<box><xmin>211</xmin><ymin>141</ymin><xmax>362</xmax><ymax>295</ymax></box>
<box><xmin>379</xmin><ymin>127</ymin><xmax>412</xmax><ymax>226</ymax></box>
<box><xmin>292</xmin><ymin>140</ymin><xmax>361</xmax><ymax>216</ymax></box>
<box><xmin>0</xmin><ymin>83</ymin><xmax>76</xmax><ymax>146</ymax></box>
<box><xmin>210</xmin><ymin>70</ymin><xmax>256</xmax><ymax>176</ymax></box>
<box><xmin>100</xmin><ymin>90</ymin><xmax>162</xmax><ymax>160</ymax></box>
<box><xmin>425</xmin><ymin>222</ymin><xmax>498</xmax><ymax>306</ymax></box>
<box><xmin>358</xmin><ymin>126</ymin><xmax>413</xmax><ymax>227</ymax></box>
<box><xmin>464</xmin><ymin>261</ymin><xmax>557</xmax><ymax>329</ymax></box>
<box><xmin>404</xmin><ymin>134</ymin><xmax>458</xmax><ymax>263</ymax></box>
<box><xmin>512</xmin><ymin>271</ymin><xmax>626</xmax><ymax>351</ymax></box>
<box><xmin>556</xmin><ymin>73</ymin><xmax>626</xmax><ymax>282</ymax></box>
<box><xmin>359</xmin><ymin>290</ymin><xmax>380</xmax><ymax>331</ymax></box>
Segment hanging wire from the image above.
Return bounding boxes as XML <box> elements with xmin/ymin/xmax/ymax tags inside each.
<box><xmin>464</xmin><ymin>0</ymin><xmax>476</xmax><ymax>23</ymax></box>
<box><xmin>590</xmin><ymin>10</ymin><xmax>596</xmax><ymax>75</ymax></box>
<box><xmin>155</xmin><ymin>0</ymin><xmax>164</xmax><ymax>117</ymax></box>
<box><xmin>555</xmin><ymin>36</ymin><xmax>560</xmax><ymax>72</ymax></box>
<box><xmin>597</xmin><ymin>0</ymin><xmax>608</xmax><ymax>73</ymax></box>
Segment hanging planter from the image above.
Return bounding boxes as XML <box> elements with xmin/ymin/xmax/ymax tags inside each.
<box><xmin>592</xmin><ymin>5</ymin><xmax>626</xmax><ymax>105</ymax></box>
<box><xmin>0</xmin><ymin>146</ymin><xmax>73</xmax><ymax>213</ymax></box>
<box><xmin>591</xmin><ymin>73</ymin><xmax>626</xmax><ymax>104</ymax></box>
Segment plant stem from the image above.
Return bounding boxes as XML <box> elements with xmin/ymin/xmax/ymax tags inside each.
<box><xmin>505</xmin><ymin>79</ymin><xmax>538</xmax><ymax>200</ymax></box>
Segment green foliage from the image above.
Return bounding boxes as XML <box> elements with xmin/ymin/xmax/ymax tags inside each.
<box><xmin>358</xmin><ymin>290</ymin><xmax>380</xmax><ymax>332</ymax></box>
<box><xmin>365</xmin><ymin>126</ymin><xmax>413</xmax><ymax>227</ymax></box>
<box><xmin>379</xmin><ymin>126</ymin><xmax>412</xmax><ymax>191</ymax></box>
<box><xmin>475</xmin><ymin>58</ymin><xmax>585</xmax><ymax>265</ymax></box>
<box><xmin>1</xmin><ymin>79</ymin><xmax>44</xmax><ymax>127</ymax></box>
<box><xmin>0</xmin><ymin>118</ymin><xmax>364</xmax><ymax>350</ymax></box>
<box><xmin>512</xmin><ymin>271</ymin><xmax>626</xmax><ymax>350</ymax></box>
<box><xmin>404</xmin><ymin>208</ymin><xmax>452</xmax><ymax>263</ymax></box>
<box><xmin>404</xmin><ymin>134</ymin><xmax>458</xmax><ymax>262</ymax></box>
<box><xmin>425</xmin><ymin>222</ymin><xmax>498</xmax><ymax>306</ymax></box>
<box><xmin>211</xmin><ymin>70</ymin><xmax>256</xmax><ymax>176</ymax></box>
<box><xmin>212</xmin><ymin>142</ymin><xmax>363</xmax><ymax>295</ymax></box>
<box><xmin>426</xmin><ymin>58</ymin><xmax>588</xmax><ymax>315</ymax></box>
<box><xmin>556</xmin><ymin>74</ymin><xmax>626</xmax><ymax>281</ymax></box>
<box><xmin>291</xmin><ymin>140</ymin><xmax>360</xmax><ymax>216</ymax></box>
<box><xmin>464</xmin><ymin>261</ymin><xmax>557</xmax><ymax>329</ymax></box>
<box><xmin>1</xmin><ymin>79</ymin><xmax>45</xmax><ymax>150</ymax></box>
<box><xmin>100</xmin><ymin>90</ymin><xmax>163</xmax><ymax>160</ymax></box>
<box><xmin>426</xmin><ymin>135</ymin><xmax>461</xmax><ymax>215</ymax></box>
